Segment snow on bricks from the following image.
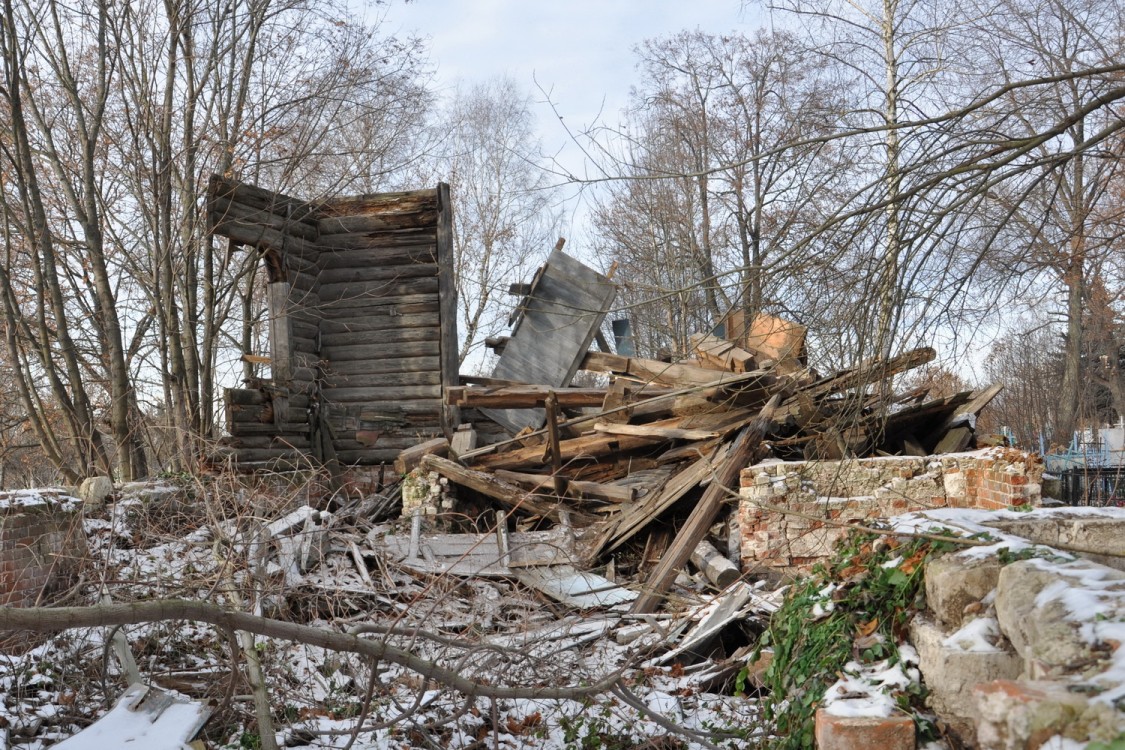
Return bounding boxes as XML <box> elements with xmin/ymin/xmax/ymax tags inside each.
<box><xmin>738</xmin><ymin>448</ymin><xmax>1043</xmax><ymax>574</ymax></box>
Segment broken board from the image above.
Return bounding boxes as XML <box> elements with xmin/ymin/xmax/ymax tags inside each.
<box><xmin>54</xmin><ymin>683</ymin><xmax>210</xmax><ymax>750</ymax></box>
<box><xmin>378</xmin><ymin>526</ymin><xmax>577</xmax><ymax>577</ymax></box>
<box><xmin>483</xmin><ymin>249</ymin><xmax>616</xmax><ymax>434</ymax></box>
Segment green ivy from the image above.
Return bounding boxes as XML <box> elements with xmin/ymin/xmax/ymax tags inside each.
<box><xmin>746</xmin><ymin>527</ymin><xmax>959</xmax><ymax>750</ymax></box>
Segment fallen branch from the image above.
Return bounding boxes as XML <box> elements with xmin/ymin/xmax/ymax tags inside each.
<box><xmin>0</xmin><ymin>600</ymin><xmax>622</xmax><ymax>701</ymax></box>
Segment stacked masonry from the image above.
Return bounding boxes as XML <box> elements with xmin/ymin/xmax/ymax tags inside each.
<box><xmin>0</xmin><ymin>492</ymin><xmax>85</xmax><ymax>608</ymax></box>
<box><xmin>738</xmin><ymin>448</ymin><xmax>1043</xmax><ymax>574</ymax></box>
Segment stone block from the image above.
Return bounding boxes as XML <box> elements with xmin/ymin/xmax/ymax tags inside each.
<box><xmin>925</xmin><ymin>552</ymin><xmax>1001</xmax><ymax>628</ymax></box>
<box><xmin>77</xmin><ymin>476</ymin><xmax>113</xmax><ymax>506</ymax></box>
<box><xmin>814</xmin><ymin>709</ymin><xmax>915</xmax><ymax>750</ymax></box>
<box><xmin>994</xmin><ymin>560</ymin><xmax>1122</xmax><ymax>675</ymax></box>
<box><xmin>910</xmin><ymin>615</ymin><xmax>1021</xmax><ymax>741</ymax></box>
<box><xmin>974</xmin><ymin>679</ymin><xmax>1123</xmax><ymax>749</ymax></box>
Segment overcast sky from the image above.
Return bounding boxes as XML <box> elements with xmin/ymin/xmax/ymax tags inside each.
<box><xmin>370</xmin><ymin>1</ymin><xmax>767</xmax><ymax>242</ymax></box>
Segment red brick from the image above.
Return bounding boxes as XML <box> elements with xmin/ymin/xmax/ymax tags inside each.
<box><xmin>815</xmin><ymin>709</ymin><xmax>914</xmax><ymax>750</ymax></box>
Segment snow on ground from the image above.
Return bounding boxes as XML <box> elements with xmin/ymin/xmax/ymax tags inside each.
<box><xmin>0</xmin><ymin>482</ymin><xmax>767</xmax><ymax>749</ymax></box>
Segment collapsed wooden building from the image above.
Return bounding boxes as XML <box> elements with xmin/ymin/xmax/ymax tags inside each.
<box><xmin>211</xmin><ymin>175</ymin><xmax>1013</xmax><ymax>610</ymax></box>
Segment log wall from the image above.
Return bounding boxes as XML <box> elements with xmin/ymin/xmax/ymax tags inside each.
<box><xmin>208</xmin><ymin>176</ymin><xmax>458</xmax><ymax>469</ymax></box>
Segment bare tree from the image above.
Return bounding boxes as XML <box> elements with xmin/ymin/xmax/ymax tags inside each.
<box><xmin>592</xmin><ymin>29</ymin><xmax>843</xmax><ymax>358</ymax></box>
<box><xmin>0</xmin><ymin>0</ymin><xmax>432</xmax><ymax>476</ymax></box>
<box><xmin>432</xmin><ymin>77</ymin><xmax>559</xmax><ymax>368</ymax></box>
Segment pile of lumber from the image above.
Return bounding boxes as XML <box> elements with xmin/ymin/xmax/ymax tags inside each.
<box><xmin>394</xmin><ymin>318</ymin><xmax>1001</xmax><ymax>614</ymax></box>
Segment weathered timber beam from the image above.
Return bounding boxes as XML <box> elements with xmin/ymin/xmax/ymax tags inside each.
<box><xmin>632</xmin><ymin>394</ymin><xmax>781</xmax><ymax>614</ymax></box>
<box><xmin>418</xmin><ymin>454</ymin><xmax>561</xmax><ymax>518</ymax></box>
<box><xmin>591</xmin><ymin>422</ymin><xmax>720</xmax><ymax>441</ymax></box>
<box><xmin>394</xmin><ymin>438</ymin><xmax>450</xmax><ymax>475</ymax></box>
<box><xmin>580</xmin><ymin>350</ymin><xmax>774</xmax><ymax>389</ymax></box>
<box><xmin>444</xmin><ymin>384</ymin><xmax>672</xmax><ymax>409</ymax></box>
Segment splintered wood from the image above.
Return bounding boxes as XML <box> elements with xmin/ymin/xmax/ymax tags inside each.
<box><xmin>395</xmin><ymin>265</ymin><xmax>1003</xmax><ymax>612</ymax></box>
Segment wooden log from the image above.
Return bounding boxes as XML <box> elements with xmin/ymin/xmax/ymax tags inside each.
<box><xmin>226</xmin><ymin>434</ymin><xmax>312</xmax><ymax>450</ymax></box>
<box><xmin>315</xmin><ymin>229</ymin><xmax>437</xmax><ymax>252</ymax></box>
<box><xmin>318</xmin><ymin>245</ymin><xmax>436</xmax><ymax>268</ymax></box>
<box><xmin>690</xmin><ymin>539</ymin><xmax>741</xmax><ymax>589</ymax></box>
<box><xmin>319</xmin><ymin>384</ymin><xmax>441</xmax><ymax>402</ymax></box>
<box><xmin>317</xmin><ymin>263</ymin><xmax>437</xmax><ymax>286</ymax></box>
<box><xmin>320</xmin><ymin>326</ymin><xmax>440</xmax><ymax>349</ymax></box>
<box><xmin>317</xmin><ymin>277</ymin><xmax>440</xmax><ymax>302</ymax></box>
<box><xmin>207</xmin><ymin>175</ymin><xmax>320</xmax><ymax>226</ymax></box>
<box><xmin>317</xmin><ymin>292</ymin><xmax>440</xmax><ymax>312</ymax></box>
<box><xmin>317</xmin><ymin>209</ymin><xmax>438</xmax><ymax>235</ymax></box>
<box><xmin>435</xmin><ymin>181</ymin><xmax>459</xmax><ymax>436</ymax></box>
<box><xmin>394</xmin><ymin>438</ymin><xmax>450</xmax><ymax>474</ymax></box>
<box><xmin>320</xmin><ymin>340</ymin><xmax>441</xmax><ymax>362</ymax></box>
<box><xmin>212</xmin><ymin>219</ymin><xmax>320</xmax><ymax>259</ymax></box>
<box><xmin>321</xmin><ymin>355</ymin><xmax>441</xmax><ymax>377</ymax></box>
<box><xmin>321</xmin><ymin>370</ymin><xmax>442</xmax><ymax>389</ymax></box>
<box><xmin>318</xmin><ymin>188</ymin><xmax>438</xmax><ymax>218</ymax></box>
<box><xmin>209</xmin><ymin>195</ymin><xmax>320</xmax><ymax>243</ymax></box>
<box><xmin>632</xmin><ymin>394</ymin><xmax>781</xmax><ymax>614</ymax></box>
<box><xmin>318</xmin><ymin>312</ymin><xmax>440</xmax><ymax>334</ymax></box>
<box><xmin>419</xmin><ymin>454</ymin><xmax>561</xmax><ymax>518</ymax></box>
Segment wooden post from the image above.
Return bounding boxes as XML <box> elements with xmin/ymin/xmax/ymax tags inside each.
<box><xmin>544</xmin><ymin>391</ymin><xmax>567</xmax><ymax>496</ymax></box>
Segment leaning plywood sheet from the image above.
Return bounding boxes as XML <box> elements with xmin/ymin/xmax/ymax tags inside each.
<box><xmin>483</xmin><ymin>249</ymin><xmax>616</xmax><ymax>434</ymax></box>
<box><xmin>54</xmin><ymin>683</ymin><xmax>210</xmax><ymax>750</ymax></box>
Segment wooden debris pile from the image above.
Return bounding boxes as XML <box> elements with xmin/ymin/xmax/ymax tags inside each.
<box><xmin>394</xmin><ymin>307</ymin><xmax>1002</xmax><ymax>614</ymax></box>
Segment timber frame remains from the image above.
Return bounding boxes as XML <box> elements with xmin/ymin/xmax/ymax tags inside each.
<box><xmin>208</xmin><ymin>175</ymin><xmax>459</xmax><ymax>474</ymax></box>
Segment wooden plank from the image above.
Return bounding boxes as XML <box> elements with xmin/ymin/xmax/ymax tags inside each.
<box><xmin>482</xmin><ymin>249</ymin><xmax>616</xmax><ymax>434</ymax></box>
<box><xmin>449</xmin><ymin>424</ymin><xmax>478</xmax><ymax>459</ymax></box>
<box><xmin>493</xmin><ymin>470</ymin><xmax>638</xmax><ymax>503</ymax></box>
<box><xmin>589</xmin><ymin>452</ymin><xmax>715</xmax><ymax>559</ymax></box>
<box><xmin>929</xmin><ymin>382</ymin><xmax>1004</xmax><ymax>454</ymax></box>
<box><xmin>267</xmin><ymin>282</ymin><xmax>292</xmax><ymax>383</ymax></box>
<box><xmin>632</xmin><ymin>395</ymin><xmax>781</xmax><ymax>614</ymax></box>
<box><xmin>319</xmin><ymin>384</ymin><xmax>442</xmax><ymax>401</ymax></box>
<box><xmin>592</xmin><ymin>422</ymin><xmax>720</xmax><ymax>441</ymax></box>
<box><xmin>394</xmin><ymin>437</ymin><xmax>450</xmax><ymax>474</ymax></box>
<box><xmin>690</xmin><ymin>333</ymin><xmax>756</xmax><ymax>373</ymax></box>
<box><xmin>445</xmin><ymin>385</ymin><xmax>666</xmax><ymax>409</ymax></box>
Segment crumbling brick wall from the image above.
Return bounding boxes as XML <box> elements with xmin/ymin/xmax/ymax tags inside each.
<box><xmin>0</xmin><ymin>492</ymin><xmax>86</xmax><ymax>607</ymax></box>
<box><xmin>738</xmin><ymin>448</ymin><xmax>1043</xmax><ymax>575</ymax></box>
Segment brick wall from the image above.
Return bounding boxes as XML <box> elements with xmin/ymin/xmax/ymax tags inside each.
<box><xmin>738</xmin><ymin>448</ymin><xmax>1043</xmax><ymax>575</ymax></box>
<box><xmin>0</xmin><ymin>492</ymin><xmax>86</xmax><ymax>608</ymax></box>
